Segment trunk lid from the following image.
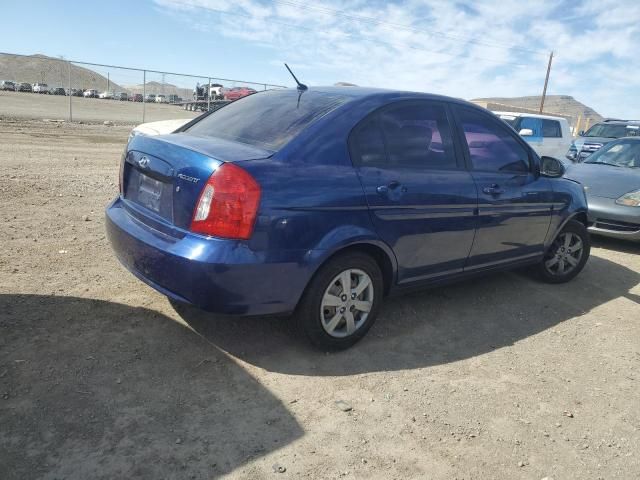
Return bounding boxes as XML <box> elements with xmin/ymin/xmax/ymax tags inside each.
<box><xmin>122</xmin><ymin>133</ymin><xmax>271</xmax><ymax>231</ymax></box>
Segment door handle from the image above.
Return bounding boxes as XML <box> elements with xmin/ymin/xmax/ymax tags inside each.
<box><xmin>482</xmin><ymin>184</ymin><xmax>505</xmax><ymax>195</ymax></box>
<box><xmin>376</xmin><ymin>181</ymin><xmax>405</xmax><ymax>196</ymax></box>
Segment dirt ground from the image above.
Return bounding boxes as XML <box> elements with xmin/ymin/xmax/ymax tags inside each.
<box><xmin>0</xmin><ymin>90</ymin><xmax>199</xmax><ymax>124</ymax></box>
<box><xmin>1</xmin><ymin>118</ymin><xmax>639</xmax><ymax>480</ymax></box>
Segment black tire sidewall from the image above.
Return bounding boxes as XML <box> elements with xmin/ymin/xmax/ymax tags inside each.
<box><xmin>296</xmin><ymin>252</ymin><xmax>384</xmax><ymax>350</ymax></box>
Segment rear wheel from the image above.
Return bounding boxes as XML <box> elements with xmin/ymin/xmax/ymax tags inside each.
<box><xmin>535</xmin><ymin>220</ymin><xmax>590</xmax><ymax>283</ymax></box>
<box><xmin>295</xmin><ymin>252</ymin><xmax>383</xmax><ymax>350</ymax></box>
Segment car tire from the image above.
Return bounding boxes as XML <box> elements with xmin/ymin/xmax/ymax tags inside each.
<box><xmin>294</xmin><ymin>251</ymin><xmax>384</xmax><ymax>350</ymax></box>
<box><xmin>534</xmin><ymin>220</ymin><xmax>590</xmax><ymax>284</ymax></box>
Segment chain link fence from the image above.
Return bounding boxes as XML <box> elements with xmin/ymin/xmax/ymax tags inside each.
<box><xmin>0</xmin><ymin>52</ymin><xmax>286</xmax><ymax>125</ymax></box>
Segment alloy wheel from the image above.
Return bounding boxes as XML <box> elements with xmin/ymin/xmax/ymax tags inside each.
<box><xmin>544</xmin><ymin>232</ymin><xmax>584</xmax><ymax>276</ymax></box>
<box><xmin>320</xmin><ymin>269</ymin><xmax>374</xmax><ymax>338</ymax></box>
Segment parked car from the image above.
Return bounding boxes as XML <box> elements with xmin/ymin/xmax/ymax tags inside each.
<box><xmin>16</xmin><ymin>82</ymin><xmax>33</xmax><ymax>92</ymax></box>
<box><xmin>155</xmin><ymin>94</ymin><xmax>167</xmax><ymax>103</ymax></box>
<box><xmin>1</xmin><ymin>80</ymin><xmax>16</xmax><ymax>91</ymax></box>
<box><xmin>209</xmin><ymin>83</ymin><xmax>224</xmax><ymax>100</ymax></box>
<box><xmin>223</xmin><ymin>86</ymin><xmax>257</xmax><ymax>101</ymax></box>
<box><xmin>566</xmin><ymin>119</ymin><xmax>640</xmax><ymax>162</ymax></box>
<box><xmin>51</xmin><ymin>87</ymin><xmax>66</xmax><ymax>96</ymax></box>
<box><xmin>144</xmin><ymin>94</ymin><xmax>156</xmax><ymax>102</ymax></box>
<box><xmin>106</xmin><ymin>87</ymin><xmax>590</xmax><ymax>350</ymax></box>
<box><xmin>32</xmin><ymin>83</ymin><xmax>49</xmax><ymax>94</ymax></box>
<box><xmin>130</xmin><ymin>93</ymin><xmax>143</xmax><ymax>102</ymax></box>
<box><xmin>495</xmin><ymin>112</ymin><xmax>572</xmax><ymax>160</ymax></box>
<box><xmin>99</xmin><ymin>91</ymin><xmax>115</xmax><ymax>100</ymax></box>
<box><xmin>84</xmin><ymin>89</ymin><xmax>99</xmax><ymax>98</ymax></box>
<box><xmin>167</xmin><ymin>94</ymin><xmax>180</xmax><ymax>103</ymax></box>
<box><xmin>565</xmin><ymin>137</ymin><xmax>640</xmax><ymax>242</ymax></box>
<box><xmin>128</xmin><ymin>118</ymin><xmax>193</xmax><ymax>140</ymax></box>
<box><xmin>67</xmin><ymin>88</ymin><xmax>83</xmax><ymax>97</ymax></box>
<box><xmin>117</xmin><ymin>92</ymin><xmax>129</xmax><ymax>101</ymax></box>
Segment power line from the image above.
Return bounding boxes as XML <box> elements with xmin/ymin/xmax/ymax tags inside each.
<box><xmin>272</xmin><ymin>0</ymin><xmax>549</xmax><ymax>56</ymax></box>
<box><xmin>185</xmin><ymin>5</ymin><xmax>541</xmax><ymax>68</ymax></box>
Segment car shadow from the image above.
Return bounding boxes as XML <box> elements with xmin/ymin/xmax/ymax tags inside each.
<box><xmin>0</xmin><ymin>295</ymin><xmax>303</xmax><ymax>480</ymax></box>
<box><xmin>174</xmin><ymin>254</ymin><xmax>640</xmax><ymax>376</ymax></box>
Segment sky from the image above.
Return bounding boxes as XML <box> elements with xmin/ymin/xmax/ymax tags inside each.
<box><xmin>2</xmin><ymin>0</ymin><xmax>639</xmax><ymax>117</ymax></box>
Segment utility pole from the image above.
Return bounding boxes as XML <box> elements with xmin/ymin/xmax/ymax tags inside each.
<box><xmin>68</xmin><ymin>61</ymin><xmax>72</xmax><ymax>122</ymax></box>
<box><xmin>539</xmin><ymin>51</ymin><xmax>554</xmax><ymax>113</ymax></box>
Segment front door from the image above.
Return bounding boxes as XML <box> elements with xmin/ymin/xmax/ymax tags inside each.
<box><xmin>351</xmin><ymin>101</ymin><xmax>478</xmax><ymax>284</ymax></box>
<box><xmin>453</xmin><ymin>106</ymin><xmax>553</xmax><ymax>270</ymax></box>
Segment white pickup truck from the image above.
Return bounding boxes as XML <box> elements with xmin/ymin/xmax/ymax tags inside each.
<box><xmin>494</xmin><ymin>111</ymin><xmax>572</xmax><ymax>160</ymax></box>
<box><xmin>32</xmin><ymin>83</ymin><xmax>49</xmax><ymax>94</ymax></box>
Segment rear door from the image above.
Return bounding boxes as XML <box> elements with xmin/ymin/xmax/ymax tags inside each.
<box><xmin>452</xmin><ymin>106</ymin><xmax>553</xmax><ymax>270</ymax></box>
<box><xmin>351</xmin><ymin>100</ymin><xmax>478</xmax><ymax>284</ymax></box>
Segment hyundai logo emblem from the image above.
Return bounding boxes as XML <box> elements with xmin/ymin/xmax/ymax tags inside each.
<box><xmin>138</xmin><ymin>156</ymin><xmax>150</xmax><ymax>168</ymax></box>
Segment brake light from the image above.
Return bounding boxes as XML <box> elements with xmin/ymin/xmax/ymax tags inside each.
<box><xmin>119</xmin><ymin>152</ymin><xmax>126</xmax><ymax>194</ymax></box>
<box><xmin>190</xmin><ymin>163</ymin><xmax>261</xmax><ymax>239</ymax></box>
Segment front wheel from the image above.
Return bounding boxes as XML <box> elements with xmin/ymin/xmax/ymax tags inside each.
<box><xmin>535</xmin><ymin>220</ymin><xmax>590</xmax><ymax>283</ymax></box>
<box><xmin>295</xmin><ymin>252</ymin><xmax>384</xmax><ymax>350</ymax></box>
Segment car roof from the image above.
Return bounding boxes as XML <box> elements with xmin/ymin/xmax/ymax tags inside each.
<box><xmin>493</xmin><ymin>111</ymin><xmax>568</xmax><ymax>122</ymax></box>
<box><xmin>266</xmin><ymin>86</ymin><xmax>483</xmax><ymax>110</ymax></box>
<box><xmin>596</xmin><ymin>120</ymin><xmax>640</xmax><ymax>126</ymax></box>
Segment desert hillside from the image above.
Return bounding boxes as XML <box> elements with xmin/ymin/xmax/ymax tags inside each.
<box><xmin>0</xmin><ymin>54</ymin><xmax>126</xmax><ymax>92</ymax></box>
<box><xmin>471</xmin><ymin>95</ymin><xmax>603</xmax><ymax>125</ymax></box>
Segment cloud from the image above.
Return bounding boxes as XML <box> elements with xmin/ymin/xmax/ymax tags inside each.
<box><xmin>155</xmin><ymin>0</ymin><xmax>640</xmax><ymax>117</ymax></box>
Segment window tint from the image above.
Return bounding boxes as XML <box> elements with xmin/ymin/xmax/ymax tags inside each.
<box><xmin>187</xmin><ymin>90</ymin><xmax>353</xmax><ymax>151</ymax></box>
<box><xmin>351</xmin><ymin>117</ymin><xmax>387</xmax><ymax>165</ymax></box>
<box><xmin>351</xmin><ymin>102</ymin><xmax>457</xmax><ymax>169</ymax></box>
<box><xmin>457</xmin><ymin>107</ymin><xmax>530</xmax><ymax>173</ymax></box>
<box><xmin>542</xmin><ymin>119</ymin><xmax>561</xmax><ymax>138</ymax></box>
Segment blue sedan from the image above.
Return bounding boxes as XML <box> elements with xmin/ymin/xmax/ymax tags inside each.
<box><xmin>106</xmin><ymin>87</ymin><xmax>590</xmax><ymax>349</ymax></box>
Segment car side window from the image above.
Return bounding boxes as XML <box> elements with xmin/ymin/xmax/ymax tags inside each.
<box><xmin>350</xmin><ymin>116</ymin><xmax>387</xmax><ymax>166</ymax></box>
<box><xmin>457</xmin><ymin>107</ymin><xmax>530</xmax><ymax>173</ymax></box>
<box><xmin>351</xmin><ymin>102</ymin><xmax>457</xmax><ymax>170</ymax></box>
<box><xmin>542</xmin><ymin>119</ymin><xmax>562</xmax><ymax>138</ymax></box>
<box><xmin>519</xmin><ymin>117</ymin><xmax>543</xmax><ymax>138</ymax></box>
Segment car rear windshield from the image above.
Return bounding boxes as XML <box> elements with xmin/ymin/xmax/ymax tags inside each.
<box><xmin>186</xmin><ymin>89</ymin><xmax>353</xmax><ymax>151</ymax></box>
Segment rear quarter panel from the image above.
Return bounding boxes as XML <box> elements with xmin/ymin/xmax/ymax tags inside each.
<box><xmin>239</xmin><ymin>96</ymin><xmax>403</xmax><ymax>285</ymax></box>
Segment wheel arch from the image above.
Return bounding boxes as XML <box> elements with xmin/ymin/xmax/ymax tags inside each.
<box><xmin>546</xmin><ymin>208</ymin><xmax>589</xmax><ymax>248</ymax></box>
<box><xmin>302</xmin><ymin>239</ymin><xmax>398</xmax><ymax>308</ymax></box>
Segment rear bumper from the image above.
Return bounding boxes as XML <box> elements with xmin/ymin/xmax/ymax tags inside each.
<box><xmin>105</xmin><ymin>197</ymin><xmax>312</xmax><ymax>315</ymax></box>
<box><xmin>587</xmin><ymin>196</ymin><xmax>640</xmax><ymax>241</ymax></box>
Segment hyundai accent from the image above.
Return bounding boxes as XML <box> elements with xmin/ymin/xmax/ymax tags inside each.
<box><xmin>106</xmin><ymin>87</ymin><xmax>590</xmax><ymax>349</ymax></box>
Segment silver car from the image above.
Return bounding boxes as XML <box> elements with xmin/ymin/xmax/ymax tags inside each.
<box><xmin>565</xmin><ymin>137</ymin><xmax>640</xmax><ymax>241</ymax></box>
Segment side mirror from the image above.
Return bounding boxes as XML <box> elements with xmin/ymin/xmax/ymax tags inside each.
<box><xmin>578</xmin><ymin>130</ymin><xmax>585</xmax><ymax>136</ymax></box>
<box><xmin>519</xmin><ymin>128</ymin><xmax>534</xmax><ymax>137</ymax></box>
<box><xmin>540</xmin><ymin>156</ymin><xmax>565</xmax><ymax>178</ymax></box>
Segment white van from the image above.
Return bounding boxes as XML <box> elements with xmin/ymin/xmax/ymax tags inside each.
<box><xmin>493</xmin><ymin>111</ymin><xmax>572</xmax><ymax>160</ymax></box>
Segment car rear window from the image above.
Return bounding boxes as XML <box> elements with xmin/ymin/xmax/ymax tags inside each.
<box><xmin>186</xmin><ymin>89</ymin><xmax>353</xmax><ymax>151</ymax></box>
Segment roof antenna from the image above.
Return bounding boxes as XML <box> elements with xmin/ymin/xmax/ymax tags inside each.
<box><xmin>285</xmin><ymin>63</ymin><xmax>308</xmax><ymax>91</ymax></box>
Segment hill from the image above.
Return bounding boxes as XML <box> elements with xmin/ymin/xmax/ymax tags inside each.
<box><xmin>124</xmin><ymin>81</ymin><xmax>192</xmax><ymax>99</ymax></box>
<box><xmin>471</xmin><ymin>95</ymin><xmax>603</xmax><ymax>126</ymax></box>
<box><xmin>0</xmin><ymin>54</ymin><xmax>127</xmax><ymax>92</ymax></box>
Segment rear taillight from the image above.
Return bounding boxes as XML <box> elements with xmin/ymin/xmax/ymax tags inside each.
<box><xmin>119</xmin><ymin>152</ymin><xmax>126</xmax><ymax>194</ymax></box>
<box><xmin>190</xmin><ymin>163</ymin><xmax>261</xmax><ymax>239</ymax></box>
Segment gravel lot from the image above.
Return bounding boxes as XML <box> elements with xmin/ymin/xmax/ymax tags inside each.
<box><xmin>1</xmin><ymin>119</ymin><xmax>639</xmax><ymax>479</ymax></box>
<box><xmin>0</xmin><ymin>90</ymin><xmax>198</xmax><ymax>124</ymax></box>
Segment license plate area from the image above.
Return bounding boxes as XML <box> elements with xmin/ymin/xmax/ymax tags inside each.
<box><xmin>138</xmin><ymin>173</ymin><xmax>163</xmax><ymax>212</ymax></box>
<box><xmin>125</xmin><ymin>168</ymin><xmax>174</xmax><ymax>221</ymax></box>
